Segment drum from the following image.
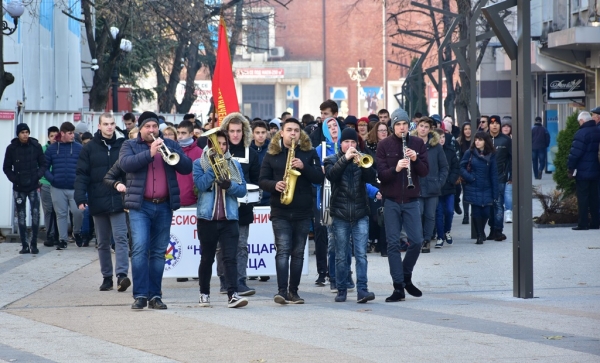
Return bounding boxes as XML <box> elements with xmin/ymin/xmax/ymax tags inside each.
<box><xmin>238</xmin><ymin>183</ymin><xmax>261</xmax><ymax>204</ymax></box>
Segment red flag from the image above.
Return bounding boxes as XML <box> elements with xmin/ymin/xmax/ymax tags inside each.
<box><xmin>212</xmin><ymin>16</ymin><xmax>239</xmax><ymax>126</ymax></box>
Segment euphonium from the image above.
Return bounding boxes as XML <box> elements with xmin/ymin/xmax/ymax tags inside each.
<box><xmin>202</xmin><ymin>128</ymin><xmax>231</xmax><ymax>182</ymax></box>
<box><xmin>151</xmin><ymin>134</ymin><xmax>180</xmax><ymax>165</ymax></box>
<box><xmin>353</xmin><ymin>152</ymin><xmax>374</xmax><ymax>168</ymax></box>
<box><xmin>280</xmin><ymin>137</ymin><xmax>301</xmax><ymax>205</ymax></box>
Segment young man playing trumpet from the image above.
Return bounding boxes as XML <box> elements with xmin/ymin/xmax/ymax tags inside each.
<box><xmin>259</xmin><ymin>118</ymin><xmax>324</xmax><ymax>304</ymax></box>
<box><xmin>324</xmin><ymin>128</ymin><xmax>378</xmax><ymax>303</ymax></box>
<box><xmin>194</xmin><ymin>130</ymin><xmax>249</xmax><ymax>308</ymax></box>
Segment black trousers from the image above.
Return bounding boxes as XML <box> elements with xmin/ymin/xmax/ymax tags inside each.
<box><xmin>576</xmin><ymin>179</ymin><xmax>599</xmax><ymax>229</ymax></box>
<box><xmin>197</xmin><ymin>220</ymin><xmax>239</xmax><ymax>297</ymax></box>
<box><xmin>313</xmin><ymin>188</ymin><xmax>328</xmax><ymax>275</ymax></box>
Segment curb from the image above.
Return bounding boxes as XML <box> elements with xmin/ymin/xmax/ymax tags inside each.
<box><xmin>533</xmin><ymin>222</ymin><xmax>578</xmax><ymax>229</ymax></box>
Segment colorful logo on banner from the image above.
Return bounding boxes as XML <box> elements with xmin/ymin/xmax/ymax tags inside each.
<box><xmin>164</xmin><ymin>235</ymin><xmax>183</xmax><ymax>271</ymax></box>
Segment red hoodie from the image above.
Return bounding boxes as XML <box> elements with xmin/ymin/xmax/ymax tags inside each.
<box><xmin>177</xmin><ymin>143</ymin><xmax>203</xmax><ymax>206</ymax></box>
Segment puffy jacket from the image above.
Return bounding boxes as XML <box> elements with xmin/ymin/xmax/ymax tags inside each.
<box><xmin>460</xmin><ymin>149</ymin><xmax>499</xmax><ymax>207</ymax></box>
<box><xmin>103</xmin><ymin>159</ymin><xmax>126</xmax><ymax>190</ymax></box>
<box><xmin>259</xmin><ymin>131</ymin><xmax>324</xmax><ymax>220</ymax></box>
<box><xmin>74</xmin><ymin>131</ymin><xmax>125</xmax><ymax>216</ymax></box>
<box><xmin>324</xmin><ymin>151</ymin><xmax>377</xmax><ymax>222</ymax></box>
<box><xmin>490</xmin><ymin>132</ymin><xmax>512</xmax><ymax>184</ymax></box>
<box><xmin>119</xmin><ymin>132</ymin><xmax>193</xmax><ymax>211</ymax></box>
<box><xmin>441</xmin><ymin>141</ymin><xmax>460</xmax><ymax>196</ymax></box>
<box><xmin>3</xmin><ymin>137</ymin><xmax>46</xmax><ymax>192</ymax></box>
<box><xmin>410</xmin><ymin>130</ymin><xmax>449</xmax><ymax>198</ymax></box>
<box><xmin>531</xmin><ymin>123</ymin><xmax>550</xmax><ymax>150</ymax></box>
<box><xmin>376</xmin><ymin>133</ymin><xmax>429</xmax><ymax>204</ymax></box>
<box><xmin>177</xmin><ymin>143</ymin><xmax>203</xmax><ymax>207</ymax></box>
<box><xmin>567</xmin><ymin>120</ymin><xmax>600</xmax><ymax>181</ymax></box>
<box><xmin>251</xmin><ymin>138</ymin><xmax>271</xmax><ymax>206</ymax></box>
<box><xmin>193</xmin><ymin>158</ymin><xmax>246</xmax><ymax>221</ymax></box>
<box><xmin>44</xmin><ymin>141</ymin><xmax>83</xmax><ymax>189</ymax></box>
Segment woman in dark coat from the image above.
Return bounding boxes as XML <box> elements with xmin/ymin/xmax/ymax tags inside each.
<box><xmin>460</xmin><ymin>132</ymin><xmax>499</xmax><ymax>244</ymax></box>
<box><xmin>456</xmin><ymin>122</ymin><xmax>472</xmax><ymax>224</ymax></box>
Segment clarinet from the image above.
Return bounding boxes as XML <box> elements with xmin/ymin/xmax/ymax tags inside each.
<box><xmin>402</xmin><ymin>133</ymin><xmax>415</xmax><ymax>189</ymax></box>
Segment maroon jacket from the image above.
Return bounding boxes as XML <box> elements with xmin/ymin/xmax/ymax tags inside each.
<box><xmin>177</xmin><ymin>143</ymin><xmax>203</xmax><ymax>207</ymax></box>
<box><xmin>376</xmin><ymin>133</ymin><xmax>429</xmax><ymax>204</ymax></box>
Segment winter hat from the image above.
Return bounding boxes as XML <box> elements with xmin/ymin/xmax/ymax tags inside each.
<box><xmin>138</xmin><ymin>111</ymin><xmax>160</xmax><ymax>128</ymax></box>
<box><xmin>344</xmin><ymin>115</ymin><xmax>358</xmax><ymax>127</ymax></box>
<box><xmin>442</xmin><ymin>117</ymin><xmax>453</xmax><ymax>132</ymax></box>
<box><xmin>430</xmin><ymin>114</ymin><xmax>441</xmax><ymax>123</ymax></box>
<box><xmin>340</xmin><ymin>128</ymin><xmax>358</xmax><ymax>143</ymax></box>
<box><xmin>489</xmin><ymin>115</ymin><xmax>501</xmax><ymax>125</ymax></box>
<box><xmin>16</xmin><ymin>123</ymin><xmax>30</xmax><ymax>136</ymax></box>
<box><xmin>269</xmin><ymin>119</ymin><xmax>281</xmax><ymax>130</ymax></box>
<box><xmin>368</xmin><ymin>114</ymin><xmax>379</xmax><ymax>122</ymax></box>
<box><xmin>390</xmin><ymin>108</ymin><xmax>410</xmax><ymax>128</ymax></box>
<box><xmin>357</xmin><ymin>117</ymin><xmax>370</xmax><ymax>126</ymax></box>
<box><xmin>74</xmin><ymin>122</ymin><xmax>88</xmax><ymax>134</ymax></box>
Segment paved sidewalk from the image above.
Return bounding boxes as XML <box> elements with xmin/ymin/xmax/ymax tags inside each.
<box><xmin>0</xmin><ymin>176</ymin><xmax>598</xmax><ymax>362</ymax></box>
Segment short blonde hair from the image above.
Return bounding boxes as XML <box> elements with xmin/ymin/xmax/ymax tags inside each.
<box><xmin>129</xmin><ymin>127</ymin><xmax>139</xmax><ymax>138</ymax></box>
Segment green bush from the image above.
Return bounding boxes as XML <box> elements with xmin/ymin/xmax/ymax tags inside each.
<box><xmin>552</xmin><ymin>113</ymin><xmax>579</xmax><ymax>195</ymax></box>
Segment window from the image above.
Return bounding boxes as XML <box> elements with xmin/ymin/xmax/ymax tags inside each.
<box><xmin>246</xmin><ymin>12</ymin><xmax>270</xmax><ymax>52</ymax></box>
<box><xmin>571</xmin><ymin>0</ymin><xmax>589</xmax><ymax>13</ymax></box>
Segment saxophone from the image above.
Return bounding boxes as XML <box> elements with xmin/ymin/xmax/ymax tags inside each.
<box><xmin>280</xmin><ymin>137</ymin><xmax>301</xmax><ymax>205</ymax></box>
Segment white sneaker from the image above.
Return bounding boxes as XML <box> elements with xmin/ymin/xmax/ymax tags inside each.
<box><xmin>228</xmin><ymin>293</ymin><xmax>248</xmax><ymax>308</ymax></box>
<box><xmin>199</xmin><ymin>293</ymin><xmax>210</xmax><ymax>307</ymax></box>
<box><xmin>435</xmin><ymin>238</ymin><xmax>444</xmax><ymax>248</ymax></box>
<box><xmin>505</xmin><ymin>210</ymin><xmax>513</xmax><ymax>223</ymax></box>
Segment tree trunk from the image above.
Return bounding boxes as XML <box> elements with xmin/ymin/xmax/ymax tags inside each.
<box><xmin>157</xmin><ymin>42</ymin><xmax>186</xmax><ymax>113</ymax></box>
<box><xmin>441</xmin><ymin>0</ymin><xmax>455</xmax><ymax>118</ymax></box>
<box><xmin>454</xmin><ymin>0</ymin><xmax>472</xmax><ymax>122</ymax></box>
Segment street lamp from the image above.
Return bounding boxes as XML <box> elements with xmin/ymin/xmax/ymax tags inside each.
<box><xmin>2</xmin><ymin>1</ymin><xmax>25</xmax><ymax>36</ymax></box>
<box><xmin>347</xmin><ymin>62</ymin><xmax>372</xmax><ymax>117</ymax></box>
<box><xmin>111</xmin><ymin>32</ymin><xmax>132</xmax><ymax>112</ymax></box>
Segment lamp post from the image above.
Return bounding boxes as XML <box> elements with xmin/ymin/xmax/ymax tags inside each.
<box><xmin>2</xmin><ymin>1</ymin><xmax>24</xmax><ymax>36</ymax></box>
<box><xmin>347</xmin><ymin>62</ymin><xmax>372</xmax><ymax>117</ymax></box>
<box><xmin>110</xmin><ymin>26</ymin><xmax>132</xmax><ymax>112</ymax></box>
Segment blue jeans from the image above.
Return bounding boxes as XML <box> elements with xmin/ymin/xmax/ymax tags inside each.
<box><xmin>271</xmin><ymin>217</ymin><xmax>311</xmax><ymax>293</ymax></box>
<box><xmin>331</xmin><ymin>216</ymin><xmax>369</xmax><ymax>291</ymax></box>
<box><xmin>489</xmin><ymin>182</ymin><xmax>506</xmax><ymax>232</ymax></box>
<box><xmin>435</xmin><ymin>194</ymin><xmax>454</xmax><ymax>240</ymax></box>
<box><xmin>129</xmin><ymin>201</ymin><xmax>173</xmax><ymax>300</ymax></box>
<box><xmin>14</xmin><ymin>190</ymin><xmax>40</xmax><ymax>245</ymax></box>
<box><xmin>327</xmin><ymin>226</ymin><xmax>352</xmax><ymax>285</ymax></box>
<box><xmin>532</xmin><ymin>148</ymin><xmax>547</xmax><ymax>178</ymax></box>
<box><xmin>383</xmin><ymin>199</ymin><xmax>422</xmax><ymax>286</ymax></box>
<box><xmin>504</xmin><ymin>183</ymin><xmax>512</xmax><ymax>211</ymax></box>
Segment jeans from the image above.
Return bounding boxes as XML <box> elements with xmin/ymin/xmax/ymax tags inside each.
<box><xmin>575</xmin><ymin>179</ymin><xmax>600</xmax><ymax>229</ymax></box>
<box><xmin>198</xmin><ymin>220</ymin><xmax>239</xmax><ymax>296</ymax></box>
<box><xmin>327</xmin><ymin>226</ymin><xmax>352</xmax><ymax>284</ymax></box>
<box><xmin>489</xmin><ymin>182</ymin><xmax>506</xmax><ymax>232</ymax></box>
<box><xmin>50</xmin><ymin>187</ymin><xmax>83</xmax><ymax>241</ymax></box>
<box><xmin>418</xmin><ymin>196</ymin><xmax>439</xmax><ymax>241</ymax></box>
<box><xmin>313</xmin><ymin>199</ymin><xmax>328</xmax><ymax>275</ymax></box>
<box><xmin>13</xmin><ymin>190</ymin><xmax>40</xmax><ymax>245</ymax></box>
<box><xmin>129</xmin><ymin>201</ymin><xmax>173</xmax><ymax>300</ymax></box>
<box><xmin>504</xmin><ymin>183</ymin><xmax>512</xmax><ymax>211</ymax></box>
<box><xmin>271</xmin><ymin>217</ymin><xmax>311</xmax><ymax>293</ymax></box>
<box><xmin>383</xmin><ymin>199</ymin><xmax>422</xmax><ymax>286</ymax></box>
<box><xmin>532</xmin><ymin>148</ymin><xmax>547</xmax><ymax>178</ymax></box>
<box><xmin>435</xmin><ymin>194</ymin><xmax>454</xmax><ymax>240</ymax></box>
<box><xmin>94</xmin><ymin>212</ymin><xmax>129</xmax><ymax>278</ymax></box>
<box><xmin>331</xmin><ymin>216</ymin><xmax>369</xmax><ymax>291</ymax></box>
<box><xmin>216</xmin><ymin>224</ymin><xmax>249</xmax><ymax>283</ymax></box>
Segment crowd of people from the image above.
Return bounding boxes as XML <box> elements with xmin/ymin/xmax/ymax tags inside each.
<box><xmin>4</xmin><ymin>101</ymin><xmax>600</xmax><ymax>310</ymax></box>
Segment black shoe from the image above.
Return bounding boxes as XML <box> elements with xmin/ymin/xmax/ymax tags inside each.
<box><xmin>572</xmin><ymin>226</ymin><xmax>589</xmax><ymax>230</ymax></box>
<box><xmin>357</xmin><ymin>289</ymin><xmax>375</xmax><ymax>303</ymax></box>
<box><xmin>148</xmin><ymin>297</ymin><xmax>168</xmax><ymax>309</ymax></box>
<box><xmin>99</xmin><ymin>277</ymin><xmax>113</xmax><ymax>291</ymax></box>
<box><xmin>248</xmin><ymin>276</ymin><xmax>258</xmax><ymax>280</ymax></box>
<box><xmin>494</xmin><ymin>232</ymin><xmax>507</xmax><ymax>241</ymax></box>
<box><xmin>287</xmin><ymin>291</ymin><xmax>305</xmax><ymax>304</ymax></box>
<box><xmin>117</xmin><ymin>276</ymin><xmax>131</xmax><ymax>292</ymax></box>
<box><xmin>421</xmin><ymin>240</ymin><xmax>430</xmax><ymax>254</ymax></box>
<box><xmin>176</xmin><ymin>278</ymin><xmax>189</xmax><ymax>282</ymax></box>
<box><xmin>404</xmin><ymin>274</ymin><xmax>422</xmax><ymax>297</ymax></box>
<box><xmin>82</xmin><ymin>234</ymin><xmax>90</xmax><ymax>247</ymax></box>
<box><xmin>462</xmin><ymin>216</ymin><xmax>469</xmax><ymax>225</ymax></box>
<box><xmin>385</xmin><ymin>289</ymin><xmax>406</xmax><ymax>302</ymax></box>
<box><xmin>227</xmin><ymin>293</ymin><xmax>248</xmax><ymax>308</ymax></box>
<box><xmin>335</xmin><ymin>290</ymin><xmax>347</xmax><ymax>302</ymax></box>
<box><xmin>274</xmin><ymin>291</ymin><xmax>288</xmax><ymax>305</ymax></box>
<box><xmin>455</xmin><ymin>203</ymin><xmax>462</xmax><ymax>215</ymax></box>
<box><xmin>259</xmin><ymin>276</ymin><xmax>270</xmax><ymax>282</ymax></box>
<box><xmin>315</xmin><ymin>273</ymin><xmax>327</xmax><ymax>286</ymax></box>
<box><xmin>131</xmin><ymin>297</ymin><xmax>147</xmax><ymax>310</ymax></box>
<box><xmin>19</xmin><ymin>245</ymin><xmax>30</xmax><ymax>254</ymax></box>
<box><xmin>43</xmin><ymin>239</ymin><xmax>54</xmax><ymax>247</ymax></box>
<box><xmin>30</xmin><ymin>245</ymin><xmax>39</xmax><ymax>254</ymax></box>
<box><xmin>380</xmin><ymin>252</ymin><xmax>388</xmax><ymax>257</ymax></box>
<box><xmin>56</xmin><ymin>240</ymin><xmax>67</xmax><ymax>250</ymax></box>
<box><xmin>74</xmin><ymin>233</ymin><xmax>83</xmax><ymax>247</ymax></box>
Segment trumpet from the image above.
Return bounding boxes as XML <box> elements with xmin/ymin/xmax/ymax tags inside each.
<box><xmin>353</xmin><ymin>152</ymin><xmax>374</xmax><ymax>168</ymax></box>
<box><xmin>151</xmin><ymin>134</ymin><xmax>180</xmax><ymax>165</ymax></box>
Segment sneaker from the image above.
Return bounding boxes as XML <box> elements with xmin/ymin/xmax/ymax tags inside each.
<box><xmin>287</xmin><ymin>291</ymin><xmax>305</xmax><ymax>304</ymax></box>
<box><xmin>82</xmin><ymin>234</ymin><xmax>90</xmax><ymax>247</ymax></box>
<box><xmin>99</xmin><ymin>277</ymin><xmax>113</xmax><ymax>291</ymax></box>
<box><xmin>505</xmin><ymin>210</ymin><xmax>513</xmax><ymax>223</ymax></box>
<box><xmin>385</xmin><ymin>289</ymin><xmax>406</xmax><ymax>302</ymax></box>
<box><xmin>74</xmin><ymin>233</ymin><xmax>83</xmax><ymax>247</ymax></box>
<box><xmin>274</xmin><ymin>292</ymin><xmax>288</xmax><ymax>305</ymax></box>
<box><xmin>421</xmin><ymin>240</ymin><xmax>431</xmax><ymax>253</ymax></box>
<box><xmin>462</xmin><ymin>216</ymin><xmax>469</xmax><ymax>224</ymax></box>
<box><xmin>44</xmin><ymin>238</ymin><xmax>55</xmax><ymax>247</ymax></box>
<box><xmin>259</xmin><ymin>276</ymin><xmax>270</xmax><ymax>282</ymax></box>
<box><xmin>330</xmin><ymin>280</ymin><xmax>338</xmax><ymax>293</ymax></box>
<box><xmin>238</xmin><ymin>283</ymin><xmax>256</xmax><ymax>296</ymax></box>
<box><xmin>248</xmin><ymin>276</ymin><xmax>258</xmax><ymax>280</ymax></box>
<box><xmin>19</xmin><ymin>246</ymin><xmax>30</xmax><ymax>254</ymax></box>
<box><xmin>56</xmin><ymin>240</ymin><xmax>67</xmax><ymax>250</ymax></box>
<box><xmin>148</xmin><ymin>297</ymin><xmax>167</xmax><ymax>309</ymax></box>
<box><xmin>117</xmin><ymin>276</ymin><xmax>131</xmax><ymax>292</ymax></box>
<box><xmin>494</xmin><ymin>232</ymin><xmax>507</xmax><ymax>241</ymax></box>
<box><xmin>435</xmin><ymin>238</ymin><xmax>444</xmax><ymax>248</ymax></box>
<box><xmin>315</xmin><ymin>273</ymin><xmax>327</xmax><ymax>286</ymax></box>
<box><xmin>228</xmin><ymin>293</ymin><xmax>248</xmax><ymax>308</ymax></box>
<box><xmin>335</xmin><ymin>290</ymin><xmax>347</xmax><ymax>302</ymax></box>
<box><xmin>30</xmin><ymin>245</ymin><xmax>39</xmax><ymax>254</ymax></box>
<box><xmin>357</xmin><ymin>289</ymin><xmax>375</xmax><ymax>303</ymax></box>
<box><xmin>445</xmin><ymin>232</ymin><xmax>453</xmax><ymax>245</ymax></box>
<box><xmin>176</xmin><ymin>278</ymin><xmax>189</xmax><ymax>282</ymax></box>
<box><xmin>131</xmin><ymin>297</ymin><xmax>147</xmax><ymax>310</ymax></box>
<box><xmin>199</xmin><ymin>293</ymin><xmax>210</xmax><ymax>307</ymax></box>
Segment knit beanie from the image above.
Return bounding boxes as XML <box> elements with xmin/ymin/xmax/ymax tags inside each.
<box><xmin>344</xmin><ymin>115</ymin><xmax>358</xmax><ymax>127</ymax></box>
<box><xmin>74</xmin><ymin>122</ymin><xmax>88</xmax><ymax>134</ymax></box>
<box><xmin>16</xmin><ymin>123</ymin><xmax>30</xmax><ymax>136</ymax></box>
<box><xmin>340</xmin><ymin>128</ymin><xmax>358</xmax><ymax>143</ymax></box>
<box><xmin>357</xmin><ymin>117</ymin><xmax>369</xmax><ymax>126</ymax></box>
<box><xmin>390</xmin><ymin>108</ymin><xmax>410</xmax><ymax>128</ymax></box>
<box><xmin>138</xmin><ymin>111</ymin><xmax>160</xmax><ymax>128</ymax></box>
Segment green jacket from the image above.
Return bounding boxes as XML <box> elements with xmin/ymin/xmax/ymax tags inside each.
<box><xmin>39</xmin><ymin>142</ymin><xmax>51</xmax><ymax>186</ymax></box>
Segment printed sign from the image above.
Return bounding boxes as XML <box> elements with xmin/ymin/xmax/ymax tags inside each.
<box><xmin>546</xmin><ymin>73</ymin><xmax>586</xmax><ymax>104</ymax></box>
<box><xmin>0</xmin><ymin>111</ymin><xmax>15</xmax><ymax>120</ymax></box>
<box><xmin>235</xmin><ymin>68</ymin><xmax>284</xmax><ymax>79</ymax></box>
<box><xmin>163</xmin><ymin>207</ymin><xmax>309</xmax><ymax>278</ymax></box>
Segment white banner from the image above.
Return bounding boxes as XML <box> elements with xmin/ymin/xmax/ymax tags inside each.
<box><xmin>163</xmin><ymin>207</ymin><xmax>309</xmax><ymax>278</ymax></box>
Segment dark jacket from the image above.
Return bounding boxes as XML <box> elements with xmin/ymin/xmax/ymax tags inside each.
<box><xmin>74</xmin><ymin>131</ymin><xmax>125</xmax><ymax>216</ymax></box>
<box><xmin>567</xmin><ymin>120</ymin><xmax>600</xmax><ymax>181</ymax></box>
<box><xmin>441</xmin><ymin>141</ymin><xmax>460</xmax><ymax>196</ymax></box>
<box><xmin>531</xmin><ymin>123</ymin><xmax>550</xmax><ymax>150</ymax></box>
<box><xmin>259</xmin><ymin>131</ymin><xmax>324</xmax><ymax>220</ymax></box>
<box><xmin>324</xmin><ymin>151</ymin><xmax>377</xmax><ymax>222</ymax></box>
<box><xmin>460</xmin><ymin>149</ymin><xmax>499</xmax><ymax>207</ymax></box>
<box><xmin>3</xmin><ymin>137</ymin><xmax>46</xmax><ymax>192</ymax></box>
<box><xmin>44</xmin><ymin>141</ymin><xmax>83</xmax><ymax>189</ymax></box>
<box><xmin>410</xmin><ymin>130</ymin><xmax>448</xmax><ymax>198</ymax></box>
<box><xmin>251</xmin><ymin>138</ymin><xmax>271</xmax><ymax>206</ymax></box>
<box><xmin>119</xmin><ymin>132</ymin><xmax>193</xmax><ymax>211</ymax></box>
<box><xmin>376</xmin><ymin>133</ymin><xmax>429</xmax><ymax>204</ymax></box>
<box><xmin>490</xmin><ymin>133</ymin><xmax>512</xmax><ymax>184</ymax></box>
<box><xmin>103</xmin><ymin>160</ymin><xmax>126</xmax><ymax>190</ymax></box>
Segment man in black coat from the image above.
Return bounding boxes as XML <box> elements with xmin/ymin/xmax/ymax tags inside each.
<box><xmin>531</xmin><ymin>116</ymin><xmax>550</xmax><ymax>180</ymax></box>
<box><xmin>487</xmin><ymin>115</ymin><xmax>512</xmax><ymax>241</ymax></box>
<box><xmin>3</xmin><ymin>123</ymin><xmax>46</xmax><ymax>254</ymax></box>
<box><xmin>75</xmin><ymin>113</ymin><xmax>131</xmax><ymax>293</ymax></box>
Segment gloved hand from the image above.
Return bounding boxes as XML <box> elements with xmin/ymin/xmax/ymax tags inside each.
<box><xmin>217</xmin><ymin>178</ymin><xmax>232</xmax><ymax>190</ymax></box>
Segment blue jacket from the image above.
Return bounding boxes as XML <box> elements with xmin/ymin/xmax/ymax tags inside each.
<box><xmin>44</xmin><ymin>141</ymin><xmax>83</xmax><ymax>189</ymax></box>
<box><xmin>567</xmin><ymin>120</ymin><xmax>600</xmax><ymax>180</ymax></box>
<box><xmin>119</xmin><ymin>133</ymin><xmax>193</xmax><ymax>210</ymax></box>
<box><xmin>193</xmin><ymin>158</ymin><xmax>246</xmax><ymax>221</ymax></box>
<box><xmin>531</xmin><ymin>123</ymin><xmax>550</xmax><ymax>150</ymax></box>
<box><xmin>460</xmin><ymin>149</ymin><xmax>499</xmax><ymax>207</ymax></box>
